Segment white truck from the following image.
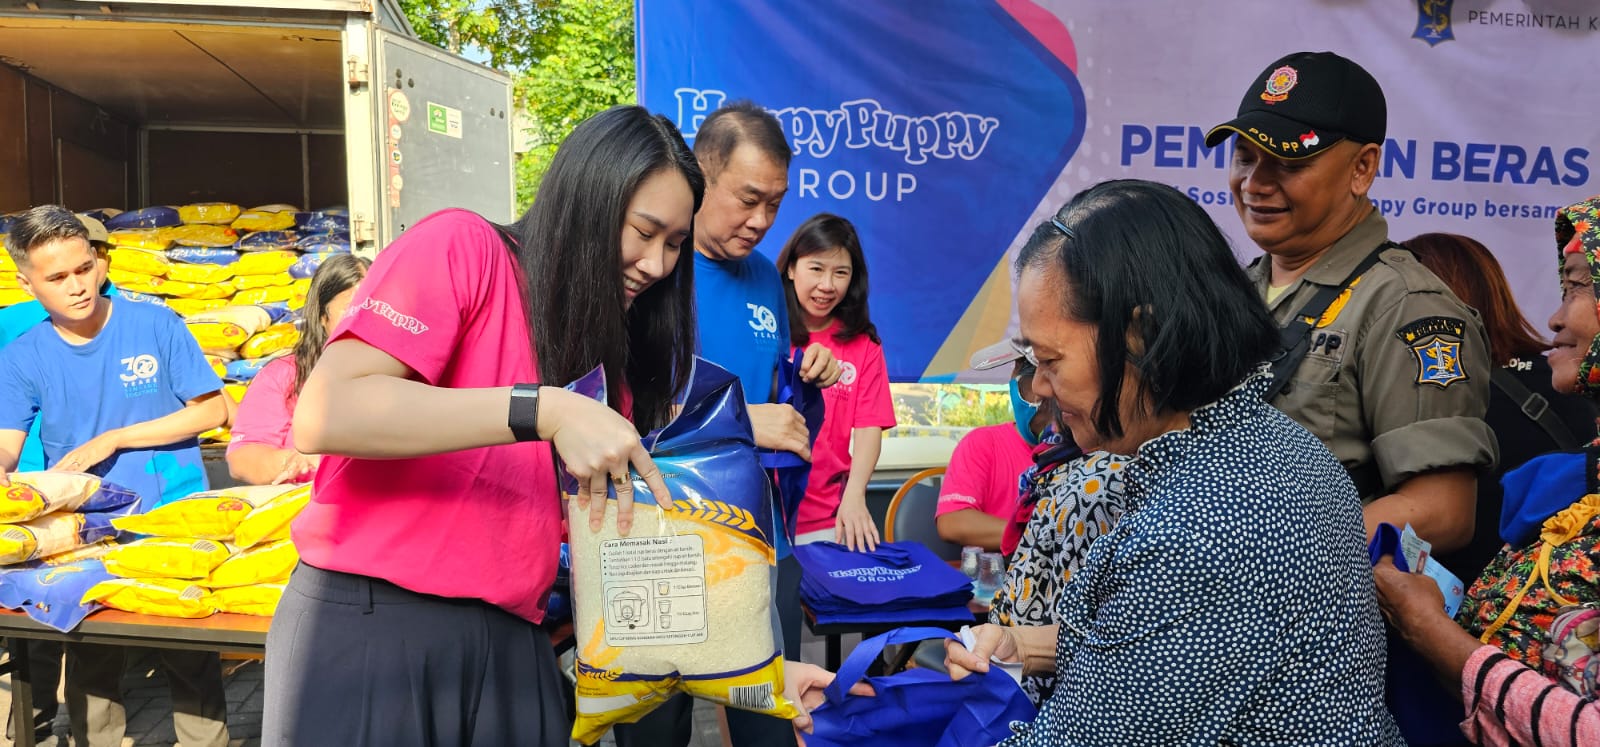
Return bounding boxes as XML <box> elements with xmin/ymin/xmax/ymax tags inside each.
<box><xmin>0</xmin><ymin>0</ymin><xmax>514</xmax><ymax>251</ymax></box>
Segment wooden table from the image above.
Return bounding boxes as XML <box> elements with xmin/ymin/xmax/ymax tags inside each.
<box><xmin>0</xmin><ymin>609</ymin><xmax>270</xmax><ymax>747</ymax></box>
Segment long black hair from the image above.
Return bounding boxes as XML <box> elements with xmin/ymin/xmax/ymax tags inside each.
<box><xmin>290</xmin><ymin>253</ymin><xmax>371</xmax><ymax>399</ymax></box>
<box><xmin>503</xmin><ymin>105</ymin><xmax>704</xmax><ymax>433</ymax></box>
<box><xmin>776</xmin><ymin>213</ymin><xmax>878</xmax><ymax>347</ymax></box>
<box><xmin>1016</xmin><ymin>179</ymin><xmax>1278</xmax><ymax>440</ymax></box>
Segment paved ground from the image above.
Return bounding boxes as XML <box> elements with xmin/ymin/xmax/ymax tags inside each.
<box><xmin>0</xmin><ymin>628</ymin><xmax>860</xmax><ymax>747</ymax></box>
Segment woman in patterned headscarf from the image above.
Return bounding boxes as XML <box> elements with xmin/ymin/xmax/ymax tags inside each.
<box><xmin>1375</xmin><ymin>195</ymin><xmax>1600</xmax><ymax>747</ymax></box>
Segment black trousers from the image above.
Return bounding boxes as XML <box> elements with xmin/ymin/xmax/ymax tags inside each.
<box><xmin>263</xmin><ymin>562</ymin><xmax>569</xmax><ymax>746</ymax></box>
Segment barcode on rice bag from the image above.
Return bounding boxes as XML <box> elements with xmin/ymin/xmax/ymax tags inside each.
<box><xmin>729</xmin><ymin>683</ymin><xmax>774</xmax><ymax>711</ymax></box>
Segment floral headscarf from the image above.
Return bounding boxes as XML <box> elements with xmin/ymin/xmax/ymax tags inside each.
<box><xmin>1557</xmin><ymin>195</ymin><xmax>1600</xmax><ymax>397</ymax></box>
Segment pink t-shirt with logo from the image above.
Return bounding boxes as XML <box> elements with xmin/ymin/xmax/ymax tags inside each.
<box><xmin>292</xmin><ymin>209</ymin><xmax>562</xmax><ymax>623</ymax></box>
<box><xmin>225</xmin><ymin>356</ymin><xmax>315</xmax><ymax>482</ymax></box>
<box><xmin>936</xmin><ymin>423</ymin><xmax>1033</xmax><ymax>519</ymax></box>
<box><xmin>796</xmin><ymin>324</ymin><xmax>896</xmax><ymax>536</ymax></box>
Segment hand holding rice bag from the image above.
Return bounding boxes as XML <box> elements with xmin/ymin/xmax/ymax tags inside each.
<box><xmin>102</xmin><ymin>537</ymin><xmax>232</xmax><ymax>579</ymax></box>
<box><xmin>0</xmin><ymin>472</ymin><xmax>139</xmax><ymax>523</ymax></box>
<box><xmin>112</xmin><ymin>483</ymin><xmax>306</xmax><ymax>539</ymax></box>
<box><xmin>564</xmin><ymin>360</ymin><xmax>797</xmax><ymax>744</ymax></box>
<box><xmin>81</xmin><ymin>577</ymin><xmax>214</xmax><ymax>618</ymax></box>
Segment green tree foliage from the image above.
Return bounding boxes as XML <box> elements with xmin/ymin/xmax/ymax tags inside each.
<box><xmin>398</xmin><ymin>0</ymin><xmax>554</xmax><ymax>70</ymax></box>
<box><xmin>512</xmin><ymin>0</ymin><xmax>636</xmax><ymax>209</ymax></box>
<box><xmin>398</xmin><ymin>0</ymin><xmax>637</xmax><ymax>212</ymax></box>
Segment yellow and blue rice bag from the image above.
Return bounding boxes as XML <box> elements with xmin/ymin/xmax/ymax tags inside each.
<box><xmin>0</xmin><ymin>510</ymin><xmax>128</xmax><ymax>565</ymax></box>
<box><xmin>0</xmin><ymin>472</ymin><xmax>139</xmax><ymax>523</ymax></box>
<box><xmin>232</xmin><ymin>485</ymin><xmax>311</xmax><ymax>549</ymax></box>
<box><xmin>233</xmin><ymin>251</ymin><xmax>298</xmax><ymax>276</ymax></box>
<box><xmin>565</xmin><ymin>362</ymin><xmax>798</xmax><ymax>743</ymax></box>
<box><xmin>111</xmin><ymin>483</ymin><xmax>305</xmax><ymax>540</ymax></box>
<box><xmin>204</xmin><ymin>540</ymin><xmax>297</xmax><ymax>588</ymax></box>
<box><xmin>177</xmin><ymin>203</ymin><xmax>241</xmax><ymax>226</ymax></box>
<box><xmin>81</xmin><ymin>577</ymin><xmax>214</xmax><ymax>618</ymax></box>
<box><xmin>0</xmin><ymin>552</ymin><xmax>117</xmax><ymax>631</ymax></box>
<box><xmin>102</xmin><ymin>537</ymin><xmax>231</xmax><ymax>579</ymax></box>
<box><xmin>204</xmin><ymin>583</ymin><xmax>284</xmax><ymax>616</ymax></box>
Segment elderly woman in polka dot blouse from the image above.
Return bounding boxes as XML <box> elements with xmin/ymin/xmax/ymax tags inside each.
<box><xmin>943</xmin><ymin>180</ymin><xmax>1403</xmax><ymax>745</ymax></box>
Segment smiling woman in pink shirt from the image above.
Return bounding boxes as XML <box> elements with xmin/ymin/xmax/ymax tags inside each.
<box><xmin>262</xmin><ymin>106</ymin><xmax>706</xmax><ymax>746</ymax></box>
<box><xmin>776</xmin><ymin>213</ymin><xmax>897</xmax><ymax>552</ymax></box>
<box><xmin>225</xmin><ymin>253</ymin><xmax>369</xmax><ymax>485</ymax></box>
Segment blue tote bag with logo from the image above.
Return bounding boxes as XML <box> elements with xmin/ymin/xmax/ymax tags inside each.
<box><xmin>805</xmin><ymin>627</ymin><xmax>1036</xmax><ymax>747</ymax></box>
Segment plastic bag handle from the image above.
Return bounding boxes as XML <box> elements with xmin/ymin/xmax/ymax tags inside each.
<box><xmin>823</xmin><ymin>626</ymin><xmax>958</xmax><ymax>703</ymax></box>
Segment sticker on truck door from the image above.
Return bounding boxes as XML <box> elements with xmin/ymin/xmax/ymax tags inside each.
<box><xmin>427</xmin><ymin>102</ymin><xmax>463</xmax><ymax>139</ymax></box>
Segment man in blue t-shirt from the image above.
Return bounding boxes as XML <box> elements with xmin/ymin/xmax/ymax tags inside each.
<box><xmin>612</xmin><ymin>102</ymin><xmax>843</xmax><ymax>747</ymax></box>
<box><xmin>0</xmin><ymin>214</ymin><xmax>125</xmax><ymax>474</ymax></box>
<box><xmin>0</xmin><ymin>205</ymin><xmax>230</xmax><ymax>747</ymax></box>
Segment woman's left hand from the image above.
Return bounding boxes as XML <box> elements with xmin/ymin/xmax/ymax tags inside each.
<box><xmin>835</xmin><ymin>498</ymin><xmax>880</xmax><ymax>552</ymax></box>
<box><xmin>1372</xmin><ymin>554</ymin><xmax>1448</xmax><ymax>634</ymax></box>
<box><xmin>784</xmin><ymin>660</ymin><xmax>873</xmax><ymax>737</ymax></box>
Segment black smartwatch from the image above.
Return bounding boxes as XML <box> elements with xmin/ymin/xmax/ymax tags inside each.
<box><xmin>509</xmin><ymin>384</ymin><xmax>542</xmax><ymax>442</ymax></box>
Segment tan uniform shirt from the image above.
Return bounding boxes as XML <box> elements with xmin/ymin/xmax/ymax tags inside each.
<box><xmin>1250</xmin><ymin>211</ymin><xmax>1496</xmax><ymax>500</ymax></box>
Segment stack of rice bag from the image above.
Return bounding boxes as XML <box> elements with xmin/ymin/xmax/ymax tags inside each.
<box><xmin>0</xmin><ymin>201</ymin><xmax>352</xmax><ymax>313</ymax></box>
<box><xmin>85</xmin><ymin>483</ymin><xmax>311</xmax><ymax>619</ymax></box>
<box><xmin>0</xmin><ymin>472</ymin><xmax>141</xmax><ymax>631</ymax></box>
<box><xmin>98</xmin><ymin>202</ymin><xmax>351</xmax><ymax>316</ymax></box>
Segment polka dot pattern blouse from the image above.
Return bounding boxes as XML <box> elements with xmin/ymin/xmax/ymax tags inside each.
<box><xmin>1000</xmin><ymin>373</ymin><xmax>1403</xmax><ymax>746</ymax></box>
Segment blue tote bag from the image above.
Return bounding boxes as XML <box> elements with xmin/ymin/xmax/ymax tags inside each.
<box><xmin>805</xmin><ymin>627</ymin><xmax>1036</xmax><ymax>747</ymax></box>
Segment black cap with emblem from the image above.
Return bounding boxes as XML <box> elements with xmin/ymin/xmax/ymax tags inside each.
<box><xmin>1204</xmin><ymin>51</ymin><xmax>1386</xmax><ymax>161</ymax></box>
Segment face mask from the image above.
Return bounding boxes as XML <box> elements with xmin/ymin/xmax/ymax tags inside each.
<box><xmin>1009</xmin><ymin>377</ymin><xmax>1042</xmax><ymax>446</ymax></box>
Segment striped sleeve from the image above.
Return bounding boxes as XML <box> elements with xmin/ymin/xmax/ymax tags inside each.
<box><xmin>1460</xmin><ymin>645</ymin><xmax>1600</xmax><ymax>747</ymax></box>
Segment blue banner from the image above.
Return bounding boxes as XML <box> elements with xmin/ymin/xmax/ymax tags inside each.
<box><xmin>638</xmin><ymin>0</ymin><xmax>1086</xmax><ymax>381</ymax></box>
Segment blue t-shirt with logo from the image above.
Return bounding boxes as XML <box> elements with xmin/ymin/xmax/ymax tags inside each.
<box><xmin>694</xmin><ymin>250</ymin><xmax>794</xmax><ymax>558</ymax></box>
<box><xmin>0</xmin><ymin>284</ymin><xmax>123</xmax><ymax>472</ymax></box>
<box><xmin>0</xmin><ymin>295</ymin><xmax>220</xmax><ymax>510</ymax></box>
<box><xmin>694</xmin><ymin>251</ymin><xmax>790</xmax><ymax>405</ymax></box>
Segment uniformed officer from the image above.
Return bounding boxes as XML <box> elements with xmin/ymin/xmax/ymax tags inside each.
<box><xmin>1205</xmin><ymin>51</ymin><xmax>1496</xmax><ymax>552</ymax></box>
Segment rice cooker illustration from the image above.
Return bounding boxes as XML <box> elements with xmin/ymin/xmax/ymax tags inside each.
<box><xmin>609</xmin><ymin>589</ymin><xmax>648</xmax><ymax>628</ymax></box>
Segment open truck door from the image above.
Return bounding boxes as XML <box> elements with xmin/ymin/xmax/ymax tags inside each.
<box><xmin>353</xmin><ymin>26</ymin><xmax>515</xmax><ymax>247</ymax></box>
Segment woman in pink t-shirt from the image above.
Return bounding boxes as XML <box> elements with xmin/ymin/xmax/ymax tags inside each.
<box><xmin>225</xmin><ymin>253</ymin><xmax>369</xmax><ymax>485</ymax></box>
<box><xmin>776</xmin><ymin>213</ymin><xmax>896</xmax><ymax>552</ymax></box>
<box><xmin>262</xmin><ymin>106</ymin><xmax>705</xmax><ymax>746</ymax></box>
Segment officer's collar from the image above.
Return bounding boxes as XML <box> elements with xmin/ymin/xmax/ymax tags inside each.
<box><xmin>1296</xmin><ymin>210</ymin><xmax>1390</xmax><ymax>287</ymax></box>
